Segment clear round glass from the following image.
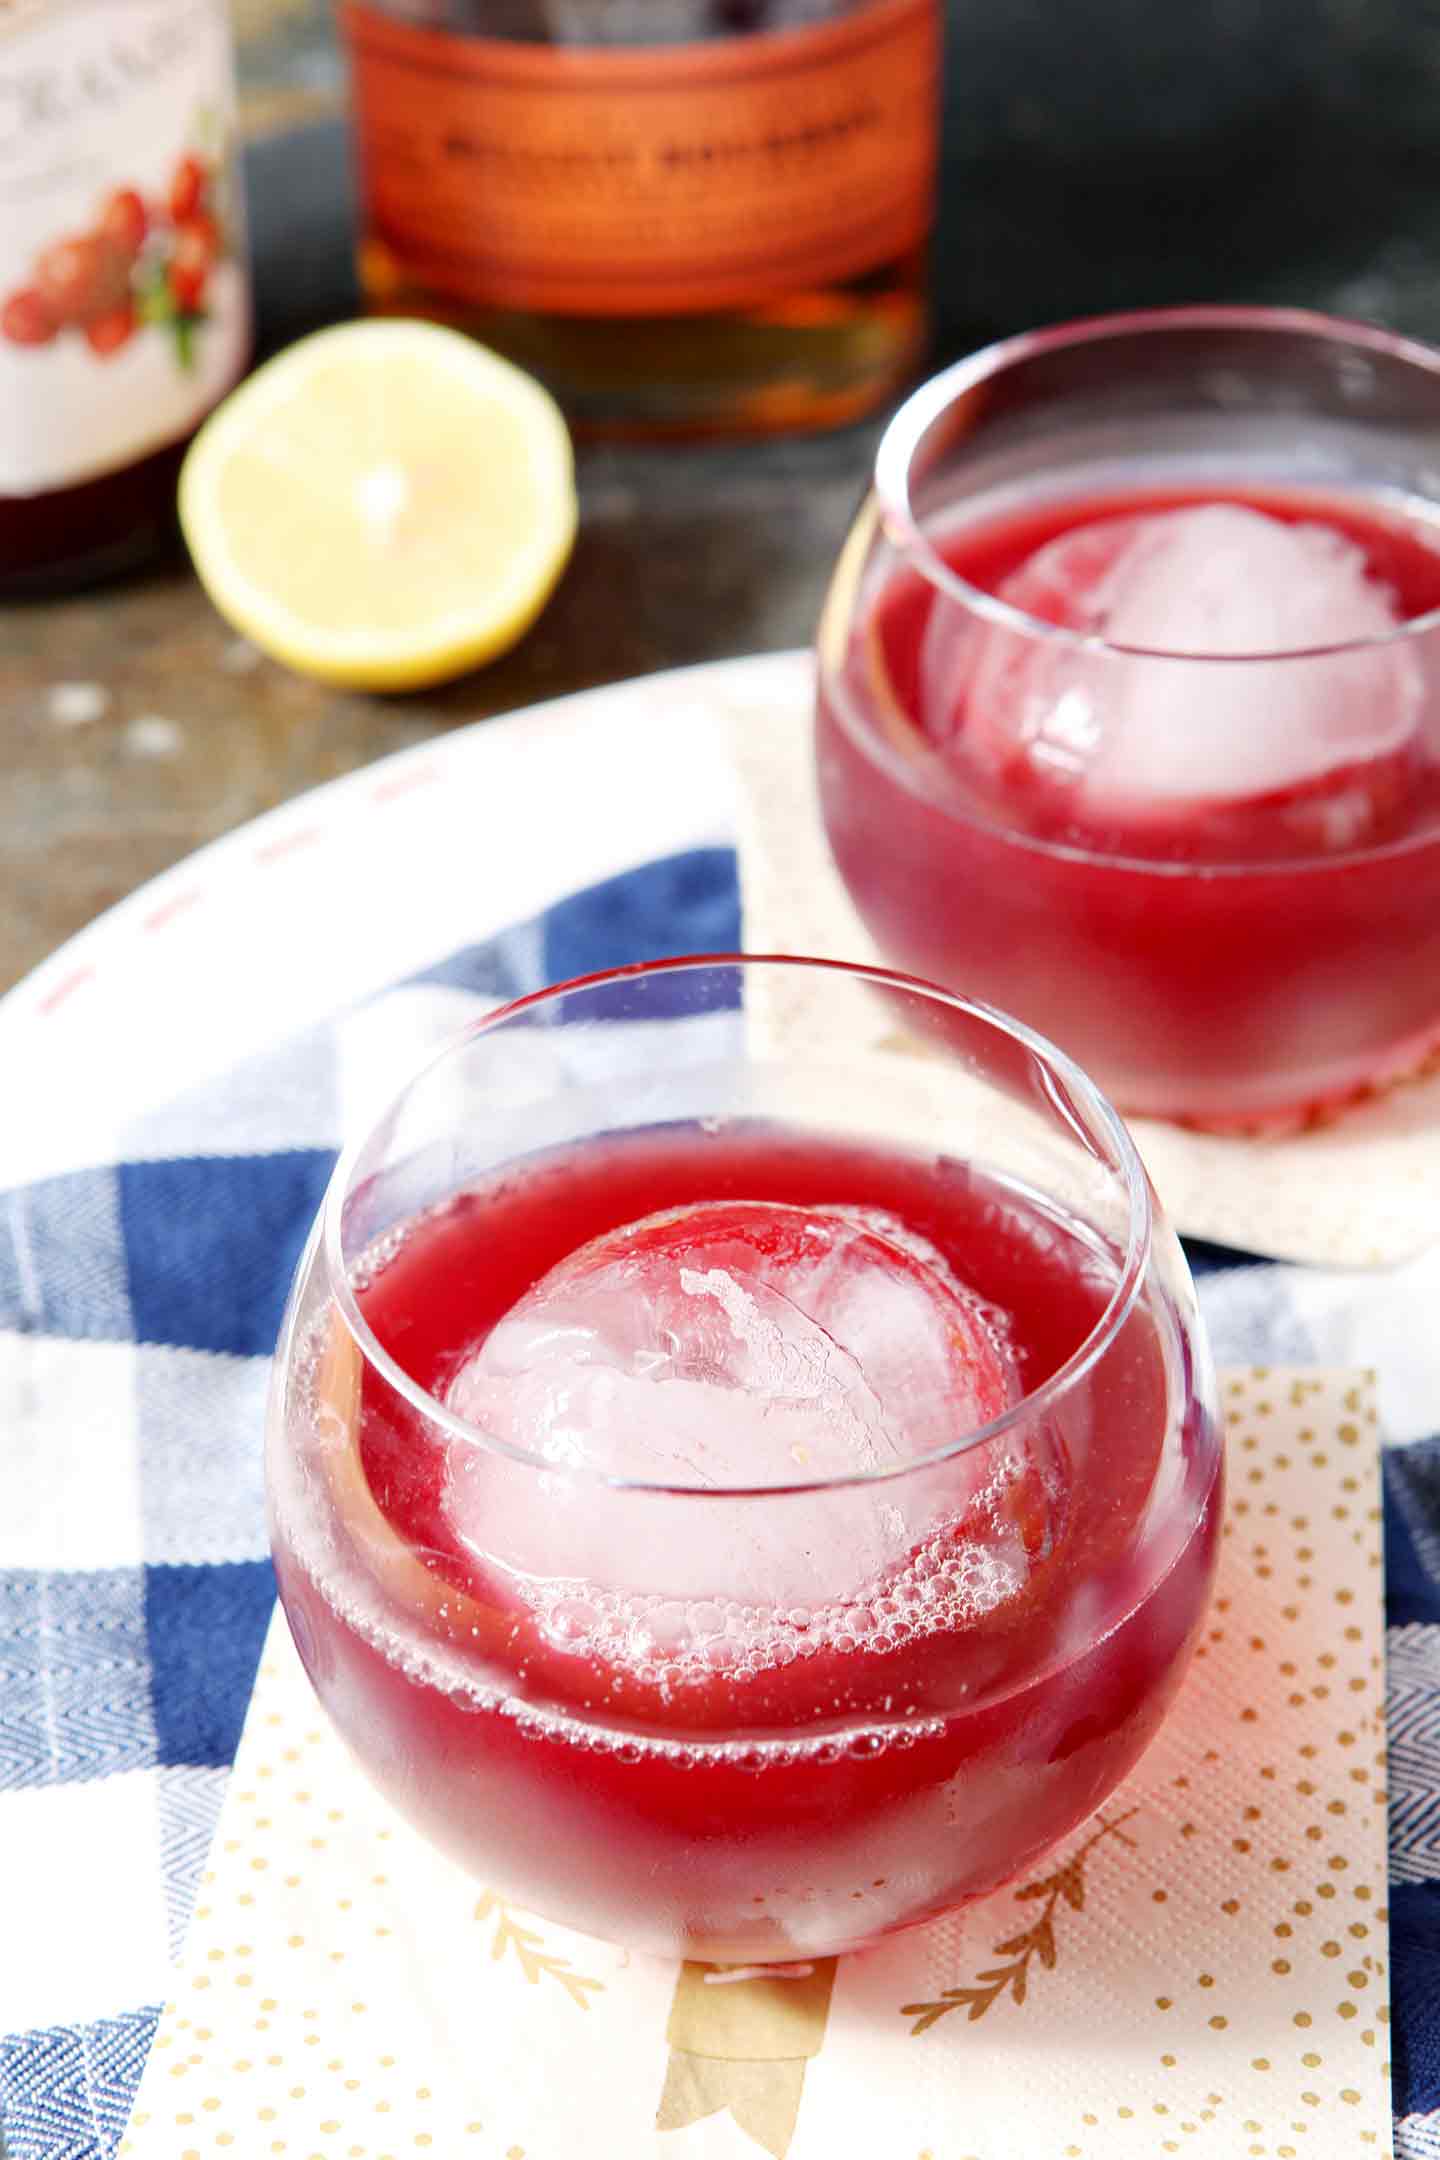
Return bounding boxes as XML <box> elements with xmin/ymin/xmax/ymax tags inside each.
<box><xmin>814</xmin><ymin>305</ymin><xmax>1440</xmax><ymax>1129</ymax></box>
<box><xmin>267</xmin><ymin>955</ymin><xmax>1220</xmax><ymax>1961</ymax></box>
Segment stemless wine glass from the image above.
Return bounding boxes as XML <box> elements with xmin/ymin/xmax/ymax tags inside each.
<box><xmin>815</xmin><ymin>306</ymin><xmax>1440</xmax><ymax>1129</ymax></box>
<box><xmin>267</xmin><ymin>955</ymin><xmax>1219</xmax><ymax>1962</ymax></box>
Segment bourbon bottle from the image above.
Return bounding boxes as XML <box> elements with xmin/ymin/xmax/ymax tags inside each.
<box><xmin>340</xmin><ymin>0</ymin><xmax>940</xmax><ymax>437</ymax></box>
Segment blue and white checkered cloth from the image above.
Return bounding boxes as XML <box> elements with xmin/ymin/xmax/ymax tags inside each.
<box><xmin>4</xmin><ymin>844</ymin><xmax>1440</xmax><ymax>2158</ymax></box>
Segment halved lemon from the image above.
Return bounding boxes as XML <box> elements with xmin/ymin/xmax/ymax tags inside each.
<box><xmin>179</xmin><ymin>320</ymin><xmax>577</xmax><ymax>692</ymax></box>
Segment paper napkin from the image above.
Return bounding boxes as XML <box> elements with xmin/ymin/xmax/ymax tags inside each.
<box><xmin>119</xmin><ymin>1367</ymin><xmax>1390</xmax><ymax>2160</ymax></box>
<box><xmin>722</xmin><ymin>651</ymin><xmax>1440</xmax><ymax>1268</ymax></box>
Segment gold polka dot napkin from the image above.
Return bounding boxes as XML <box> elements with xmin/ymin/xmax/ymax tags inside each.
<box><xmin>120</xmin><ymin>1368</ymin><xmax>1390</xmax><ymax>2160</ymax></box>
<box><xmin>723</xmin><ymin>649</ymin><xmax>1440</xmax><ymax>1267</ymax></box>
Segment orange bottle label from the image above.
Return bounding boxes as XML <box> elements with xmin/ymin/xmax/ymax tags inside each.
<box><xmin>342</xmin><ymin>0</ymin><xmax>939</xmax><ymax>317</ymax></box>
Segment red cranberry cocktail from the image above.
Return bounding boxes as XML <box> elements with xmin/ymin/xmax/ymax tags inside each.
<box><xmin>267</xmin><ymin>958</ymin><xmax>1219</xmax><ymax>1960</ymax></box>
<box><xmin>816</xmin><ymin>308</ymin><xmax>1440</xmax><ymax>1127</ymax></box>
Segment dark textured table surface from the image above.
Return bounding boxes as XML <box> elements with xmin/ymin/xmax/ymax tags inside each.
<box><xmin>8</xmin><ymin>0</ymin><xmax>1440</xmax><ymax>993</ymax></box>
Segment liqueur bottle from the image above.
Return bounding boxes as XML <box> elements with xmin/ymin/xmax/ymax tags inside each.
<box><xmin>0</xmin><ymin>0</ymin><xmax>251</xmax><ymax>594</ymax></box>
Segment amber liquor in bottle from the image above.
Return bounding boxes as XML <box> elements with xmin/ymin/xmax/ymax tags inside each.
<box><xmin>340</xmin><ymin>0</ymin><xmax>940</xmax><ymax>437</ymax></box>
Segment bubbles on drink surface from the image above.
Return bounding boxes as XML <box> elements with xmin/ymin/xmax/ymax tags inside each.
<box><xmin>442</xmin><ymin>1198</ymin><xmax>1058</xmax><ymax>1648</ymax></box>
<box><xmin>923</xmin><ymin>502</ymin><xmax>1424</xmax><ymax>845</ymax></box>
<box><xmin>504</xmin><ymin>1458</ymin><xmax>1047</xmax><ymax>1693</ymax></box>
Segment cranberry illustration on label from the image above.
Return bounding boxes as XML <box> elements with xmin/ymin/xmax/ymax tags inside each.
<box><xmin>168</xmin><ymin>152</ymin><xmax>208</xmax><ymax>226</ymax></box>
<box><xmin>100</xmin><ymin>188</ymin><xmax>149</xmax><ymax>261</ymax></box>
<box><xmin>34</xmin><ymin>233</ymin><xmax>130</xmax><ymax>328</ymax></box>
<box><xmin>85</xmin><ymin>305</ymin><xmax>139</xmax><ymax>359</ymax></box>
<box><xmin>1</xmin><ymin>137</ymin><xmax>234</xmax><ymax>368</ymax></box>
<box><xmin>1</xmin><ymin>291</ymin><xmax>57</xmax><ymax>347</ymax></box>
<box><xmin>168</xmin><ymin>216</ymin><xmax>218</xmax><ymax>315</ymax></box>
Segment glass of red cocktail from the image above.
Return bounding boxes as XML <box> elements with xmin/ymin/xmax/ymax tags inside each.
<box><xmin>267</xmin><ymin>956</ymin><xmax>1219</xmax><ymax>1961</ymax></box>
<box><xmin>815</xmin><ymin>306</ymin><xmax>1440</xmax><ymax>1129</ymax></box>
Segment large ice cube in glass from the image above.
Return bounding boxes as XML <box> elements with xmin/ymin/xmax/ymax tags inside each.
<box><xmin>441</xmin><ymin>1200</ymin><xmax>1044</xmax><ymax>1643</ymax></box>
<box><xmin>924</xmin><ymin>503</ymin><xmax>1423</xmax><ymax>843</ymax></box>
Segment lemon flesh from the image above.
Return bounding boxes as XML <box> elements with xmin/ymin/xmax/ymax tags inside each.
<box><xmin>180</xmin><ymin>320</ymin><xmax>577</xmax><ymax>691</ymax></box>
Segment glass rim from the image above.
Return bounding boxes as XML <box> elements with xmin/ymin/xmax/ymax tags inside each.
<box><xmin>873</xmin><ymin>301</ymin><xmax>1440</xmax><ymax>664</ymax></box>
<box><xmin>320</xmin><ymin>952</ymin><xmax>1156</xmax><ymax>1500</ymax></box>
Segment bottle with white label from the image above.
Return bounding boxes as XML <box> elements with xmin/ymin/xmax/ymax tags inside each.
<box><xmin>0</xmin><ymin>0</ymin><xmax>252</xmax><ymax>594</ymax></box>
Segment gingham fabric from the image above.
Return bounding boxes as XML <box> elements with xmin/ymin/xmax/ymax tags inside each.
<box><xmin>3</xmin><ymin>845</ymin><xmax>1439</xmax><ymax>2159</ymax></box>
